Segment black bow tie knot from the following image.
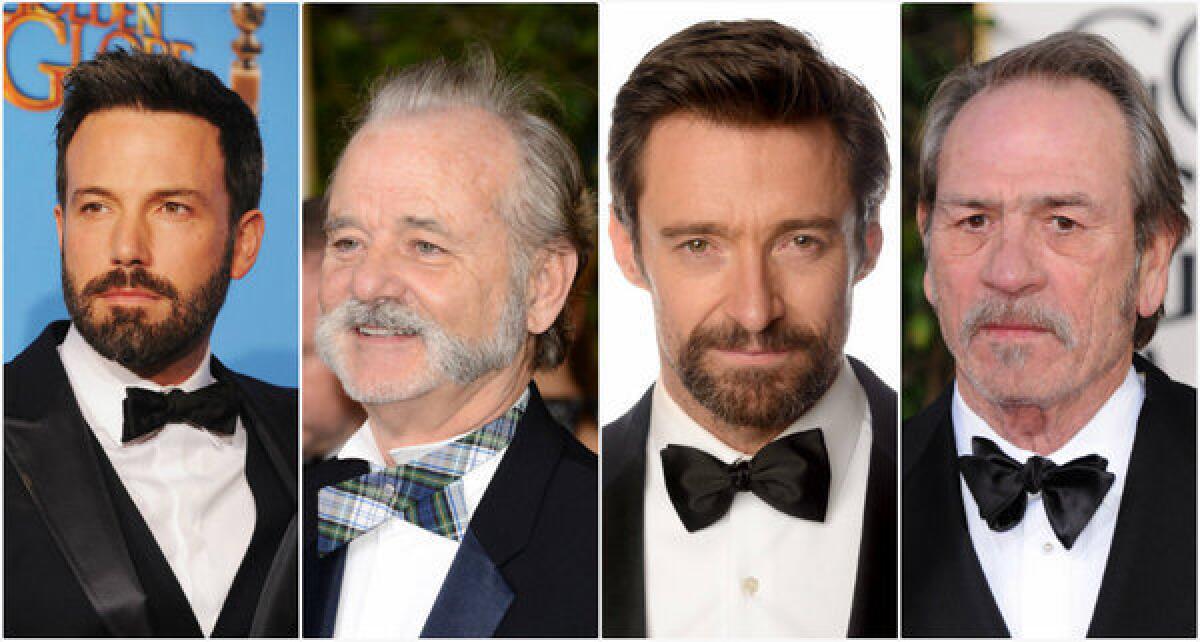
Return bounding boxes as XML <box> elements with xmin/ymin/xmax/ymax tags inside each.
<box><xmin>959</xmin><ymin>436</ymin><xmax>1115</xmax><ymax>549</ymax></box>
<box><xmin>661</xmin><ymin>429</ymin><xmax>831</xmax><ymax>532</ymax></box>
<box><xmin>122</xmin><ymin>380</ymin><xmax>240</xmax><ymax>443</ymax></box>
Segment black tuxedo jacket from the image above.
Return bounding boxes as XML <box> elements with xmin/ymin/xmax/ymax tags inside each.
<box><xmin>4</xmin><ymin>321</ymin><xmax>298</xmax><ymax>637</ymax></box>
<box><xmin>302</xmin><ymin>384</ymin><xmax>598</xmax><ymax>638</ymax></box>
<box><xmin>602</xmin><ymin>355</ymin><xmax>897</xmax><ymax>637</ymax></box>
<box><xmin>902</xmin><ymin>354</ymin><xmax>1196</xmax><ymax>637</ymax></box>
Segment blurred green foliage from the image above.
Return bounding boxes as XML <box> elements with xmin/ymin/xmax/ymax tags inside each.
<box><xmin>305</xmin><ymin>3</ymin><xmax>598</xmax><ymax>402</ymax></box>
<box><xmin>901</xmin><ymin>4</ymin><xmax>991</xmax><ymax>418</ymax></box>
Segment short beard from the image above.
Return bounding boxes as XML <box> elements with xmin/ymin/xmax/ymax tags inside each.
<box><xmin>314</xmin><ymin>288</ymin><xmax>528</xmax><ymax>405</ymax></box>
<box><xmin>62</xmin><ymin>247</ymin><xmax>232</xmax><ymax>377</ymax></box>
<box><xmin>673</xmin><ymin>318</ymin><xmax>842</xmax><ymax>430</ymax></box>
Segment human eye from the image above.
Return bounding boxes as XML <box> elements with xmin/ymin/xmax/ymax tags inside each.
<box><xmin>328</xmin><ymin>234</ymin><xmax>362</xmax><ymax>254</ymax></box>
<box><xmin>161</xmin><ymin>201</ymin><xmax>193</xmax><ymax>217</ymax></box>
<box><xmin>679</xmin><ymin>238</ymin><xmax>711</xmax><ymax>254</ymax></box>
<box><xmin>789</xmin><ymin>234</ymin><xmax>822</xmax><ymax>250</ymax></box>
<box><xmin>1050</xmin><ymin>215</ymin><xmax>1079</xmax><ymax>232</ymax></box>
<box><xmin>77</xmin><ymin>201</ymin><xmax>110</xmax><ymax>216</ymax></box>
<box><xmin>413</xmin><ymin>239</ymin><xmax>447</xmax><ymax>256</ymax></box>
<box><xmin>958</xmin><ymin>212</ymin><xmax>989</xmax><ymax>231</ymax></box>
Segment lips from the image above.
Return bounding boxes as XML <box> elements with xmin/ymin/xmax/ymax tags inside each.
<box><xmin>355</xmin><ymin>325</ymin><xmax>419</xmax><ymax>337</ymax></box>
<box><xmin>97</xmin><ymin>287</ymin><xmax>162</xmax><ymax>302</ymax></box>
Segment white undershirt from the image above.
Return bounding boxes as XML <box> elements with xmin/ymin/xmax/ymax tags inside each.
<box><xmin>643</xmin><ymin>356</ymin><xmax>872</xmax><ymax>637</ymax></box>
<box><xmin>953</xmin><ymin>366</ymin><xmax>1143</xmax><ymax>638</ymax></box>
<box><xmin>58</xmin><ymin>324</ymin><xmax>254</xmax><ymax>636</ymax></box>
<box><xmin>332</xmin><ymin>420</ymin><xmax>508</xmax><ymax>638</ymax></box>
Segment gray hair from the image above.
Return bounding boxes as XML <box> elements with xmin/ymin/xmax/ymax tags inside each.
<box><xmin>917</xmin><ymin>31</ymin><xmax>1189</xmax><ymax>349</ymax></box>
<box><xmin>338</xmin><ymin>47</ymin><xmax>594</xmax><ymax>369</ymax></box>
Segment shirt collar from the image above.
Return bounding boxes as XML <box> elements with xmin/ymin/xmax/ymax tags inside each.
<box><xmin>58</xmin><ymin>323</ymin><xmax>217</xmax><ymax>445</ymax></box>
<box><xmin>339</xmin><ymin>386</ymin><xmax>532</xmax><ymax>470</ymax></box>
<box><xmin>650</xmin><ymin>355</ymin><xmax>867</xmax><ymax>503</ymax></box>
<box><xmin>952</xmin><ymin>365</ymin><xmax>1144</xmax><ymax>479</ymax></box>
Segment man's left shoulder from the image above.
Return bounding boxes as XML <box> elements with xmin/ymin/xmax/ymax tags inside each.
<box><xmin>1136</xmin><ymin>353</ymin><xmax>1196</xmax><ymax>423</ymax></box>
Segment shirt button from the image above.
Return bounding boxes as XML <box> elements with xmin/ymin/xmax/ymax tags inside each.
<box><xmin>1042</xmin><ymin>542</ymin><xmax>1054</xmax><ymax>553</ymax></box>
<box><xmin>741</xmin><ymin>577</ymin><xmax>759</xmax><ymax>596</ymax></box>
<box><xmin>382</xmin><ymin>484</ymin><xmax>396</xmax><ymax>496</ymax></box>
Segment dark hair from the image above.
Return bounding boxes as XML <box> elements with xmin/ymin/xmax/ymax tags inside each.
<box><xmin>56</xmin><ymin>49</ymin><xmax>263</xmax><ymax>223</ymax></box>
<box><xmin>917</xmin><ymin>31</ymin><xmax>1190</xmax><ymax>349</ymax></box>
<box><xmin>303</xmin><ymin>196</ymin><xmax>327</xmax><ymax>254</ymax></box>
<box><xmin>609</xmin><ymin>19</ymin><xmax>889</xmax><ymax>255</ymax></box>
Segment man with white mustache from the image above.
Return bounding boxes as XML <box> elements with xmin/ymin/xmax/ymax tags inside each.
<box><xmin>904</xmin><ymin>32</ymin><xmax>1195</xmax><ymax>638</ymax></box>
<box><xmin>302</xmin><ymin>51</ymin><xmax>597</xmax><ymax>638</ymax></box>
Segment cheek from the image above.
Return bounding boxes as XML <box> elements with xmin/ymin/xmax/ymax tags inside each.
<box><xmin>318</xmin><ymin>264</ymin><xmax>352</xmax><ymax>311</ymax></box>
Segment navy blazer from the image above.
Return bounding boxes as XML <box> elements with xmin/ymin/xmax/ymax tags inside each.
<box><xmin>4</xmin><ymin>321</ymin><xmax>298</xmax><ymax>637</ymax></box>
<box><xmin>303</xmin><ymin>384</ymin><xmax>598</xmax><ymax>638</ymax></box>
<box><xmin>601</xmin><ymin>355</ymin><xmax>897</xmax><ymax>637</ymax></box>
<box><xmin>902</xmin><ymin>354</ymin><xmax>1196</xmax><ymax>637</ymax></box>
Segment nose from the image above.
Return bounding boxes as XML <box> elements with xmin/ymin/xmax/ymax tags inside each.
<box><xmin>979</xmin><ymin>218</ymin><xmax>1047</xmax><ymax>297</ymax></box>
<box><xmin>724</xmin><ymin>251</ymin><xmax>784</xmax><ymax>333</ymax></box>
<box><xmin>348</xmin><ymin>244</ymin><xmax>408</xmax><ymax>304</ymax></box>
<box><xmin>110</xmin><ymin>213</ymin><xmax>149</xmax><ymax>267</ymax></box>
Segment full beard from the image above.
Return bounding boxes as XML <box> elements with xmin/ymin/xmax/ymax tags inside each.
<box><xmin>673</xmin><ymin>317</ymin><xmax>843</xmax><ymax>430</ymax></box>
<box><xmin>62</xmin><ymin>250</ymin><xmax>232</xmax><ymax>377</ymax></box>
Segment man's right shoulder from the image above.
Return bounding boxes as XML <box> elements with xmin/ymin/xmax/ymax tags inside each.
<box><xmin>601</xmin><ymin>385</ymin><xmax>654</xmax><ymax>486</ymax></box>
<box><xmin>5</xmin><ymin>322</ymin><xmax>71</xmax><ymax>415</ymax></box>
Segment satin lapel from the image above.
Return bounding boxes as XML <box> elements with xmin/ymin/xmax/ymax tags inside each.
<box><xmin>845</xmin><ymin>357</ymin><xmax>897</xmax><ymax>637</ymax></box>
<box><xmin>419</xmin><ymin>531</ymin><xmax>514</xmax><ymax>638</ymax></box>
<box><xmin>601</xmin><ymin>386</ymin><xmax>653</xmax><ymax>638</ymax></box>
<box><xmin>302</xmin><ymin>457</ymin><xmax>369</xmax><ymax>637</ymax></box>
<box><xmin>421</xmin><ymin>385</ymin><xmax>563</xmax><ymax>637</ymax></box>
<box><xmin>901</xmin><ymin>388</ymin><xmax>1009</xmax><ymax>637</ymax></box>
<box><xmin>6</xmin><ymin>398</ymin><xmax>153</xmax><ymax>637</ymax></box>
<box><xmin>1088</xmin><ymin>358</ymin><xmax>1196</xmax><ymax>637</ymax></box>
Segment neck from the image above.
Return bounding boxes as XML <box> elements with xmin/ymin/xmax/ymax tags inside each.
<box><xmin>959</xmin><ymin>355</ymin><xmax>1130</xmax><ymax>455</ymax></box>
<box><xmin>660</xmin><ymin>366</ymin><xmax>786</xmax><ymax>456</ymax></box>
<box><xmin>136</xmin><ymin>336</ymin><xmax>211</xmax><ymax>387</ymax></box>
<box><xmin>365</xmin><ymin>357</ymin><xmax>533</xmax><ymax>462</ymax></box>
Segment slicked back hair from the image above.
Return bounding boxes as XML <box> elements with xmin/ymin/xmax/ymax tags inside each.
<box><xmin>56</xmin><ymin>49</ymin><xmax>263</xmax><ymax>224</ymax></box>
<box><xmin>917</xmin><ymin>31</ymin><xmax>1189</xmax><ymax>349</ymax></box>
<box><xmin>609</xmin><ymin>19</ymin><xmax>890</xmax><ymax>257</ymax></box>
<box><xmin>337</xmin><ymin>47</ymin><xmax>594</xmax><ymax>370</ymax></box>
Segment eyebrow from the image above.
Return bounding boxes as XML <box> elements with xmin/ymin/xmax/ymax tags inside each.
<box><xmin>323</xmin><ymin>213</ymin><xmax>455</xmax><ymax>238</ymax></box>
<box><xmin>69</xmin><ymin>187</ymin><xmax>210</xmax><ymax>207</ymax></box>
<box><xmin>935</xmin><ymin>192</ymin><xmax>1094</xmax><ymax>210</ymax></box>
<box><xmin>658</xmin><ymin>216</ymin><xmax>841</xmax><ymax>239</ymax></box>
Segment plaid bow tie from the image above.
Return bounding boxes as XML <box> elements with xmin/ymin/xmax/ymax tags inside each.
<box><xmin>316</xmin><ymin>391</ymin><xmax>527</xmax><ymax>556</ymax></box>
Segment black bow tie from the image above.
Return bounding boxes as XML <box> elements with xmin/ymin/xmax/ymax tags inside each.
<box><xmin>660</xmin><ymin>429</ymin><xmax>831</xmax><ymax>532</ymax></box>
<box><xmin>959</xmin><ymin>436</ymin><xmax>1115</xmax><ymax>549</ymax></box>
<box><xmin>122</xmin><ymin>380</ymin><xmax>240</xmax><ymax>443</ymax></box>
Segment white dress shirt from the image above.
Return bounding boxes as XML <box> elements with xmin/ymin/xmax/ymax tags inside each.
<box><xmin>643</xmin><ymin>357</ymin><xmax>872</xmax><ymax>637</ymax></box>
<box><xmin>58</xmin><ymin>324</ymin><xmax>254</xmax><ymax>636</ymax></box>
<box><xmin>332</xmin><ymin>419</ymin><xmax>510</xmax><ymax>638</ymax></box>
<box><xmin>953</xmin><ymin>366</ymin><xmax>1144</xmax><ymax>638</ymax></box>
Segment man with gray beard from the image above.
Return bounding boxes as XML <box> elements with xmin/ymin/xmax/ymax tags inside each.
<box><xmin>904</xmin><ymin>32</ymin><xmax>1195</xmax><ymax>638</ymax></box>
<box><xmin>302</xmin><ymin>51</ymin><xmax>597</xmax><ymax>638</ymax></box>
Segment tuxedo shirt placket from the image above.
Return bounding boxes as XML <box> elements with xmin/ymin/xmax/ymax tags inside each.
<box><xmin>643</xmin><ymin>357</ymin><xmax>870</xmax><ymax>637</ymax></box>
<box><xmin>57</xmin><ymin>324</ymin><xmax>254</xmax><ymax>636</ymax></box>
<box><xmin>952</xmin><ymin>367</ymin><xmax>1142</xmax><ymax>638</ymax></box>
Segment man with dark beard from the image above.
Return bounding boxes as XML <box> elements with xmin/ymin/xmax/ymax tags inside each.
<box><xmin>603</xmin><ymin>20</ymin><xmax>896</xmax><ymax>638</ymax></box>
<box><xmin>302</xmin><ymin>51</ymin><xmax>596</xmax><ymax>638</ymax></box>
<box><xmin>4</xmin><ymin>51</ymin><xmax>297</xmax><ymax>637</ymax></box>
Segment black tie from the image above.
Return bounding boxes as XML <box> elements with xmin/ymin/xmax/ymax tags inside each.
<box><xmin>959</xmin><ymin>436</ymin><xmax>1115</xmax><ymax>549</ymax></box>
<box><xmin>660</xmin><ymin>429</ymin><xmax>831</xmax><ymax>532</ymax></box>
<box><xmin>122</xmin><ymin>380</ymin><xmax>240</xmax><ymax>443</ymax></box>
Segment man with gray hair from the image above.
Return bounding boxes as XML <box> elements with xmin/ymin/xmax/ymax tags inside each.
<box><xmin>303</xmin><ymin>50</ymin><xmax>596</xmax><ymax>638</ymax></box>
<box><xmin>904</xmin><ymin>31</ymin><xmax>1194</xmax><ymax>637</ymax></box>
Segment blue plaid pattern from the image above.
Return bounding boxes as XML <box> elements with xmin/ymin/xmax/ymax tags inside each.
<box><xmin>317</xmin><ymin>390</ymin><xmax>528</xmax><ymax>556</ymax></box>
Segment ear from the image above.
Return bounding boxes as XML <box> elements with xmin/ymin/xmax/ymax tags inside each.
<box><xmin>526</xmin><ymin>246</ymin><xmax>579</xmax><ymax>335</ymax></box>
<box><xmin>1135</xmin><ymin>227</ymin><xmax>1175</xmax><ymax>318</ymax></box>
<box><xmin>917</xmin><ymin>203</ymin><xmax>935</xmax><ymax>306</ymax></box>
<box><xmin>230</xmin><ymin>209</ymin><xmax>265</xmax><ymax>280</ymax></box>
<box><xmin>609</xmin><ymin>207</ymin><xmax>648</xmax><ymax>290</ymax></box>
<box><xmin>54</xmin><ymin>204</ymin><xmax>65</xmax><ymax>250</ymax></box>
<box><xmin>853</xmin><ymin>220</ymin><xmax>882</xmax><ymax>283</ymax></box>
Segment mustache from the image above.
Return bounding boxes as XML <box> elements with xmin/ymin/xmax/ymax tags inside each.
<box><xmin>689</xmin><ymin>319</ymin><xmax>820</xmax><ymax>353</ymax></box>
<box><xmin>321</xmin><ymin>298</ymin><xmax>435</xmax><ymax>335</ymax></box>
<box><xmin>81</xmin><ymin>268</ymin><xmax>178</xmax><ymax>300</ymax></box>
<box><xmin>961</xmin><ymin>297</ymin><xmax>1075</xmax><ymax>347</ymax></box>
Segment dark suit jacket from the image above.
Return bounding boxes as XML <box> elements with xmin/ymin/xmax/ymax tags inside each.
<box><xmin>902</xmin><ymin>354</ymin><xmax>1196</xmax><ymax>637</ymax></box>
<box><xmin>602</xmin><ymin>355</ymin><xmax>897</xmax><ymax>637</ymax></box>
<box><xmin>303</xmin><ymin>384</ymin><xmax>598</xmax><ymax>638</ymax></box>
<box><xmin>4</xmin><ymin>321</ymin><xmax>298</xmax><ymax>637</ymax></box>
